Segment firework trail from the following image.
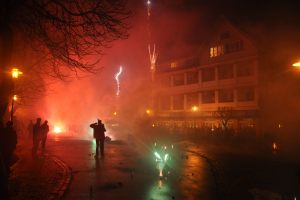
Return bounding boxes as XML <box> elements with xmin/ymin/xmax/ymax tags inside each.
<box><xmin>115</xmin><ymin>66</ymin><xmax>123</xmax><ymax>96</ymax></box>
<box><xmin>147</xmin><ymin>0</ymin><xmax>151</xmax><ymax>17</ymax></box>
<box><xmin>146</xmin><ymin>0</ymin><xmax>158</xmax><ymax>81</ymax></box>
<box><xmin>149</xmin><ymin>44</ymin><xmax>157</xmax><ymax>81</ymax></box>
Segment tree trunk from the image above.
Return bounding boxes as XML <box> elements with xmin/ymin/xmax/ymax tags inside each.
<box><xmin>0</xmin><ymin>21</ymin><xmax>13</xmax><ymax>123</ymax></box>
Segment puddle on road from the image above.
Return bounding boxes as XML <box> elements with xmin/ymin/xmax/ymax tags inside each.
<box><xmin>146</xmin><ymin>179</ymin><xmax>172</xmax><ymax>200</ymax></box>
<box><xmin>97</xmin><ymin>181</ymin><xmax>124</xmax><ymax>190</ymax></box>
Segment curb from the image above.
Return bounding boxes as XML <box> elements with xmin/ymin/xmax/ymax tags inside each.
<box><xmin>48</xmin><ymin>156</ymin><xmax>72</xmax><ymax>200</ymax></box>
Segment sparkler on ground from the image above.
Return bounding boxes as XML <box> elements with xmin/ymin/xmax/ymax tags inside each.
<box><xmin>153</xmin><ymin>143</ymin><xmax>172</xmax><ymax>178</ymax></box>
<box><xmin>115</xmin><ymin>66</ymin><xmax>123</xmax><ymax>96</ymax></box>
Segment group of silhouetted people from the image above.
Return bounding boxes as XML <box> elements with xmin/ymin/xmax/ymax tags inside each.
<box><xmin>0</xmin><ymin>120</ymin><xmax>17</xmax><ymax>198</ymax></box>
<box><xmin>31</xmin><ymin>118</ymin><xmax>49</xmax><ymax>156</ymax></box>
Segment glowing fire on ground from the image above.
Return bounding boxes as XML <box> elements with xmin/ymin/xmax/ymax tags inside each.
<box><xmin>53</xmin><ymin>126</ymin><xmax>62</xmax><ymax>134</ymax></box>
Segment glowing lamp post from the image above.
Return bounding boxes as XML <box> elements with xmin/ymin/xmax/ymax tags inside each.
<box><xmin>10</xmin><ymin>95</ymin><xmax>17</xmax><ymax>121</ymax></box>
<box><xmin>191</xmin><ymin>106</ymin><xmax>198</xmax><ymax>112</ymax></box>
<box><xmin>10</xmin><ymin>68</ymin><xmax>23</xmax><ymax>121</ymax></box>
<box><xmin>146</xmin><ymin>109</ymin><xmax>151</xmax><ymax>114</ymax></box>
<box><xmin>11</xmin><ymin>68</ymin><xmax>23</xmax><ymax>79</ymax></box>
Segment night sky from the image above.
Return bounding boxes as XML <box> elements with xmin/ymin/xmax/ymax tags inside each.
<box><xmin>28</xmin><ymin>0</ymin><xmax>300</xmax><ymax>138</ymax></box>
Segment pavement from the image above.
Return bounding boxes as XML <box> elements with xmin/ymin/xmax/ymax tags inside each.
<box><xmin>7</xmin><ymin>134</ymin><xmax>300</xmax><ymax>200</ymax></box>
<box><xmin>178</xmin><ymin>138</ymin><xmax>300</xmax><ymax>200</ymax></box>
<box><xmin>8</xmin><ymin>138</ymin><xmax>72</xmax><ymax>200</ymax></box>
<box><xmin>45</xmin><ymin>135</ymin><xmax>216</xmax><ymax>200</ymax></box>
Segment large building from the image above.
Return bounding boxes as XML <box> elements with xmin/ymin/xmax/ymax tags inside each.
<box><xmin>152</xmin><ymin>19</ymin><xmax>261</xmax><ymax>135</ymax></box>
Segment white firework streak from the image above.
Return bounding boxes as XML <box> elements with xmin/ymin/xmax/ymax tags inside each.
<box><xmin>148</xmin><ymin>44</ymin><xmax>157</xmax><ymax>72</ymax></box>
<box><xmin>115</xmin><ymin>66</ymin><xmax>123</xmax><ymax>96</ymax></box>
<box><xmin>147</xmin><ymin>0</ymin><xmax>151</xmax><ymax>17</ymax></box>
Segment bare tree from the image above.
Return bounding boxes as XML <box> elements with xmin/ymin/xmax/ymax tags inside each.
<box><xmin>0</xmin><ymin>0</ymin><xmax>131</xmax><ymax>121</ymax></box>
<box><xmin>213</xmin><ymin>106</ymin><xmax>234</xmax><ymax>131</ymax></box>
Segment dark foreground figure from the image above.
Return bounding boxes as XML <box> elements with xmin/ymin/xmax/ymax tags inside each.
<box><xmin>0</xmin><ymin>121</ymin><xmax>18</xmax><ymax>199</ymax></box>
<box><xmin>90</xmin><ymin>119</ymin><xmax>106</xmax><ymax>158</ymax></box>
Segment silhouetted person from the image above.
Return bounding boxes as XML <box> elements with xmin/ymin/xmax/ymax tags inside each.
<box><xmin>2</xmin><ymin>121</ymin><xmax>17</xmax><ymax>174</ymax></box>
<box><xmin>32</xmin><ymin>118</ymin><xmax>41</xmax><ymax>156</ymax></box>
<box><xmin>41</xmin><ymin>120</ymin><xmax>49</xmax><ymax>150</ymax></box>
<box><xmin>27</xmin><ymin>120</ymin><xmax>33</xmax><ymax>140</ymax></box>
<box><xmin>90</xmin><ymin>119</ymin><xmax>106</xmax><ymax>158</ymax></box>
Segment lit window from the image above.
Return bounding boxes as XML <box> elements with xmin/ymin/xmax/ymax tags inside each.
<box><xmin>171</xmin><ymin>62</ymin><xmax>177</xmax><ymax>68</ymax></box>
<box><xmin>210</xmin><ymin>45</ymin><xmax>224</xmax><ymax>58</ymax></box>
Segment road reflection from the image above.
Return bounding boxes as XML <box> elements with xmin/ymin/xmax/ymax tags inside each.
<box><xmin>146</xmin><ymin>179</ymin><xmax>171</xmax><ymax>200</ymax></box>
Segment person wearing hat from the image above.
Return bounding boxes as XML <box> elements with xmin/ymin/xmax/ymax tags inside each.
<box><xmin>90</xmin><ymin>119</ymin><xmax>106</xmax><ymax>158</ymax></box>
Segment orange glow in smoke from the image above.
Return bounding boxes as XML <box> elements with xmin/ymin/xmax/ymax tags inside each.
<box><xmin>53</xmin><ymin>126</ymin><xmax>62</xmax><ymax>134</ymax></box>
<box><xmin>272</xmin><ymin>142</ymin><xmax>278</xmax><ymax>151</ymax></box>
<box><xmin>292</xmin><ymin>62</ymin><xmax>300</xmax><ymax>67</ymax></box>
<box><xmin>192</xmin><ymin>106</ymin><xmax>198</xmax><ymax>112</ymax></box>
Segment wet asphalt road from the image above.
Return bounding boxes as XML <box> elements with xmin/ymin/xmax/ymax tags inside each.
<box><xmin>46</xmin><ymin>135</ymin><xmax>216</xmax><ymax>200</ymax></box>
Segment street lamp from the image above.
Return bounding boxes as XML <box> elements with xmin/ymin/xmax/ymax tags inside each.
<box><xmin>10</xmin><ymin>68</ymin><xmax>23</xmax><ymax>122</ymax></box>
<box><xmin>11</xmin><ymin>95</ymin><xmax>17</xmax><ymax>121</ymax></box>
<box><xmin>11</xmin><ymin>68</ymin><xmax>23</xmax><ymax>79</ymax></box>
<box><xmin>191</xmin><ymin>105</ymin><xmax>198</xmax><ymax>112</ymax></box>
<box><xmin>146</xmin><ymin>109</ymin><xmax>151</xmax><ymax>115</ymax></box>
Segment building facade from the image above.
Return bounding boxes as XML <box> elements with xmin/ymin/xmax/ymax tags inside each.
<box><xmin>153</xmin><ymin>19</ymin><xmax>260</xmax><ymax>135</ymax></box>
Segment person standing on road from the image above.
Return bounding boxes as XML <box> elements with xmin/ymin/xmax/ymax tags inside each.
<box><xmin>90</xmin><ymin>119</ymin><xmax>106</xmax><ymax>159</ymax></box>
<box><xmin>32</xmin><ymin>118</ymin><xmax>41</xmax><ymax>156</ymax></box>
<box><xmin>41</xmin><ymin>120</ymin><xmax>49</xmax><ymax>151</ymax></box>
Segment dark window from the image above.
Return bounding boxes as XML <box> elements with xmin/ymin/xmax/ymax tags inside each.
<box><xmin>160</xmin><ymin>76</ymin><xmax>171</xmax><ymax>87</ymax></box>
<box><xmin>236</xmin><ymin>62</ymin><xmax>254</xmax><ymax>77</ymax></box>
<box><xmin>186</xmin><ymin>71</ymin><xmax>198</xmax><ymax>84</ymax></box>
<box><xmin>220</xmin><ymin>32</ymin><xmax>230</xmax><ymax>40</ymax></box>
<box><xmin>160</xmin><ymin>96</ymin><xmax>171</xmax><ymax>110</ymax></box>
<box><xmin>237</xmin><ymin>87</ymin><xmax>255</xmax><ymax>101</ymax></box>
<box><xmin>202</xmin><ymin>91</ymin><xmax>215</xmax><ymax>104</ymax></box>
<box><xmin>224</xmin><ymin>40</ymin><xmax>244</xmax><ymax>54</ymax></box>
<box><xmin>173</xmin><ymin>94</ymin><xmax>184</xmax><ymax>110</ymax></box>
<box><xmin>186</xmin><ymin>93</ymin><xmax>199</xmax><ymax>109</ymax></box>
<box><xmin>218</xmin><ymin>64</ymin><xmax>234</xmax><ymax>80</ymax></box>
<box><xmin>218</xmin><ymin>89</ymin><xmax>234</xmax><ymax>102</ymax></box>
<box><xmin>173</xmin><ymin>74</ymin><xmax>184</xmax><ymax>86</ymax></box>
<box><xmin>202</xmin><ymin>68</ymin><xmax>215</xmax><ymax>82</ymax></box>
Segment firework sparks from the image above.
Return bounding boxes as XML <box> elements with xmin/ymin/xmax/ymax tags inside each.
<box><xmin>147</xmin><ymin>0</ymin><xmax>151</xmax><ymax>17</ymax></box>
<box><xmin>115</xmin><ymin>66</ymin><xmax>123</xmax><ymax>96</ymax></box>
<box><xmin>153</xmin><ymin>143</ymin><xmax>173</xmax><ymax>178</ymax></box>
<box><xmin>148</xmin><ymin>44</ymin><xmax>157</xmax><ymax>81</ymax></box>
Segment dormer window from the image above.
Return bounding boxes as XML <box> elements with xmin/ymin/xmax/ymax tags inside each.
<box><xmin>210</xmin><ymin>45</ymin><xmax>224</xmax><ymax>58</ymax></box>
